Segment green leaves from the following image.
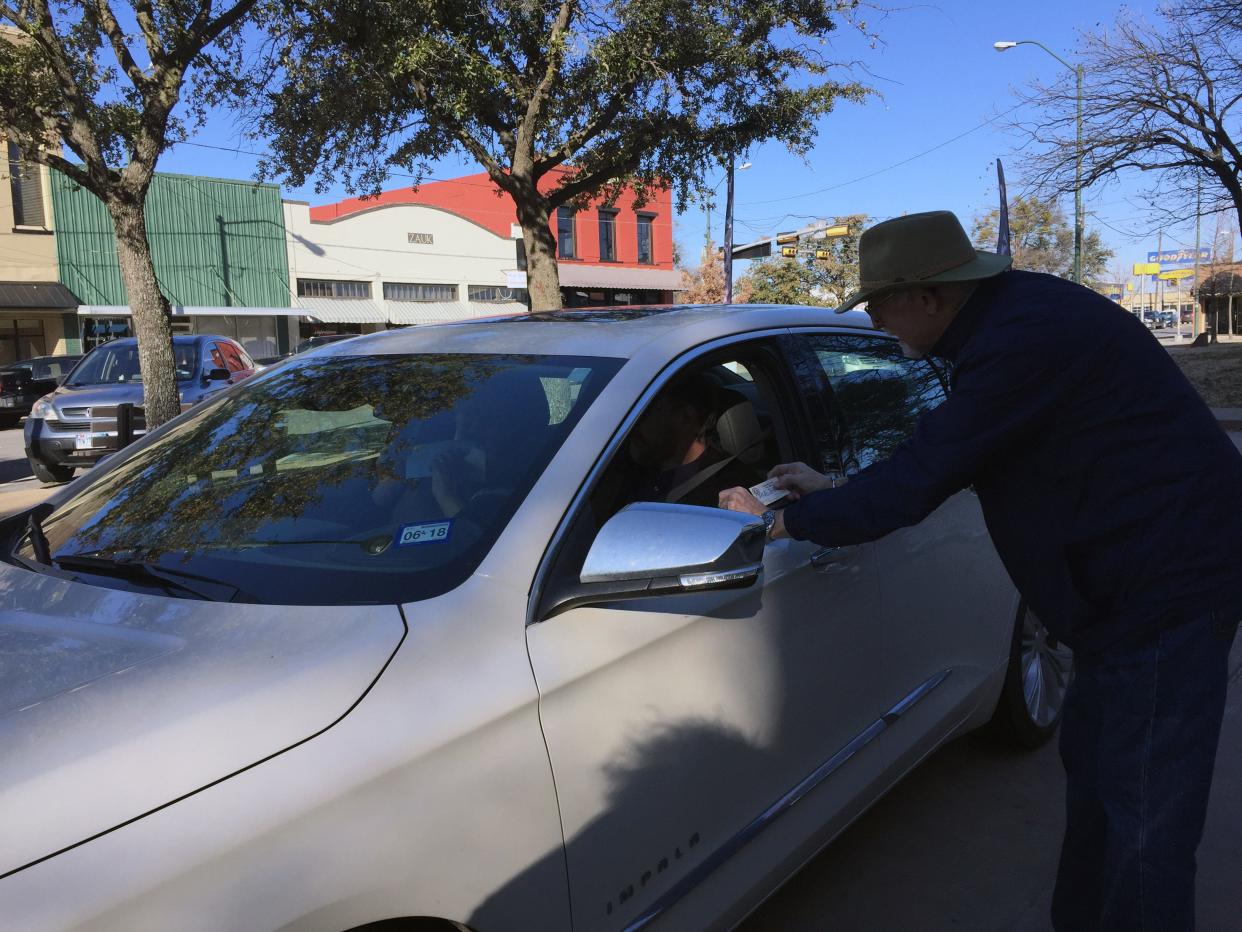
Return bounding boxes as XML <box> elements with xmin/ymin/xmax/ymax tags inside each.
<box><xmin>255</xmin><ymin>0</ymin><xmax>868</xmax><ymax>212</ymax></box>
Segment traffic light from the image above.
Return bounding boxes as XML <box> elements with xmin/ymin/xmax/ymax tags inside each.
<box><xmin>814</xmin><ymin>248</ymin><xmax>830</xmax><ymax>260</ymax></box>
<box><xmin>780</xmin><ymin>245</ymin><xmax>798</xmax><ymax>258</ymax></box>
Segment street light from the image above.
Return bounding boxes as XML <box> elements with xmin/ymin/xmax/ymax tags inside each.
<box><xmin>995</xmin><ymin>39</ymin><xmax>1085</xmax><ymax>285</ymax></box>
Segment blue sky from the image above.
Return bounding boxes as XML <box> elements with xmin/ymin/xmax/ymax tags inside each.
<box><xmin>153</xmin><ymin>0</ymin><xmax>1226</xmax><ymax>283</ymax></box>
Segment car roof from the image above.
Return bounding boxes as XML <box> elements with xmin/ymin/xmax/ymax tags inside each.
<box><xmin>322</xmin><ymin>304</ymin><xmax>877</xmax><ymax>360</ymax></box>
<box><xmin>90</xmin><ymin>335</ymin><xmax>219</xmax><ymax>348</ymax></box>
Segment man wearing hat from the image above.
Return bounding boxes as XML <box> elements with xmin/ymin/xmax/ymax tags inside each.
<box><xmin>720</xmin><ymin>210</ymin><xmax>1242</xmax><ymax>931</ymax></box>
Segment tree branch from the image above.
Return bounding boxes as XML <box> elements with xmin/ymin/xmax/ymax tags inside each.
<box><xmin>90</xmin><ymin>0</ymin><xmax>151</xmax><ymax>91</ymax></box>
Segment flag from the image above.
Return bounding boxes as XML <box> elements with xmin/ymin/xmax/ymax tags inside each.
<box><xmin>996</xmin><ymin>159</ymin><xmax>1011</xmax><ymax>257</ymax></box>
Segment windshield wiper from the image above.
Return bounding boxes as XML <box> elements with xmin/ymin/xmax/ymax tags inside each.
<box><xmin>53</xmin><ymin>553</ymin><xmax>243</xmax><ymax>602</ymax></box>
<box><xmin>26</xmin><ymin>512</ymin><xmax>51</xmax><ymax>565</ymax></box>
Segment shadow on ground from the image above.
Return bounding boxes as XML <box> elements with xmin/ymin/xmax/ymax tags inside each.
<box><xmin>739</xmin><ymin>640</ymin><xmax>1242</xmax><ymax>931</ymax></box>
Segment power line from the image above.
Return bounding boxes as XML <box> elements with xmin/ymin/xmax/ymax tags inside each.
<box><xmin>736</xmin><ymin>101</ymin><xmax>1032</xmax><ymax>208</ymax></box>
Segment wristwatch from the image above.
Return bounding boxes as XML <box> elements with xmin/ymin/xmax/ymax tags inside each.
<box><xmin>761</xmin><ymin>509</ymin><xmax>777</xmax><ymax>541</ymax></box>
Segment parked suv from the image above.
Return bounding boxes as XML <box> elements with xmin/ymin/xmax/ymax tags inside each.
<box><xmin>23</xmin><ymin>334</ymin><xmax>255</xmax><ymax>483</ymax></box>
<box><xmin>0</xmin><ymin>355</ymin><xmax>81</xmax><ymax>428</ymax></box>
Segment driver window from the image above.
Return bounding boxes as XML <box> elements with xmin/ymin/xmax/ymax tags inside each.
<box><xmin>587</xmin><ymin>351</ymin><xmax>789</xmax><ymax>528</ymax></box>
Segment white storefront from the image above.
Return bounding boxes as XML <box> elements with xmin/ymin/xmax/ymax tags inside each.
<box><xmin>283</xmin><ymin>200</ymin><xmax>528</xmax><ymax>333</ymax></box>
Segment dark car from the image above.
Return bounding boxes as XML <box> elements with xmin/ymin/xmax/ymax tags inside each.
<box><xmin>23</xmin><ymin>335</ymin><xmax>255</xmax><ymax>484</ymax></box>
<box><xmin>0</xmin><ymin>355</ymin><xmax>82</xmax><ymax>428</ymax></box>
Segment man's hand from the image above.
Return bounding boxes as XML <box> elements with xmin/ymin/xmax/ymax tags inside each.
<box><xmin>718</xmin><ymin>486</ymin><xmax>766</xmax><ymax>516</ymax></box>
<box><xmin>768</xmin><ymin>462</ymin><xmax>834</xmax><ymax>501</ymax></box>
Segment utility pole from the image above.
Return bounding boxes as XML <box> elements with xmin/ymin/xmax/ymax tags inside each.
<box><xmin>1157</xmin><ymin>230</ymin><xmax>1164</xmax><ymax>329</ymax></box>
<box><xmin>724</xmin><ymin>154</ymin><xmax>736</xmax><ymax>305</ymax></box>
<box><xmin>1073</xmin><ymin>63</ymin><xmax>1084</xmax><ymax>285</ymax></box>
<box><xmin>1193</xmin><ymin>180</ymin><xmax>1203</xmax><ymax>340</ymax></box>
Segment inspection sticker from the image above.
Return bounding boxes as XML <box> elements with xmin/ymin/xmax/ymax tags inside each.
<box><xmin>749</xmin><ymin>478</ymin><xmax>788</xmax><ymax>506</ymax></box>
<box><xmin>395</xmin><ymin>520</ymin><xmax>453</xmax><ymax>546</ymax></box>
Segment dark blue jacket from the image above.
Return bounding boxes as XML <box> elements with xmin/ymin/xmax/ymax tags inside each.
<box><xmin>783</xmin><ymin>269</ymin><xmax>1242</xmax><ymax>653</ymax></box>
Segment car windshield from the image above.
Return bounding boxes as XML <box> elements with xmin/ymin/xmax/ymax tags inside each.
<box><xmin>21</xmin><ymin>352</ymin><xmax>622</xmax><ymax>605</ymax></box>
<box><xmin>68</xmin><ymin>343</ymin><xmax>198</xmax><ymax>384</ymax></box>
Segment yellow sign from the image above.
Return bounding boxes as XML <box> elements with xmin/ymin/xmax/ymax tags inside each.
<box><xmin>1158</xmin><ymin>268</ymin><xmax>1195</xmax><ymax>281</ymax></box>
<box><xmin>1133</xmin><ymin>262</ymin><xmax>1160</xmax><ymax>275</ymax></box>
<box><xmin>775</xmin><ymin>232</ymin><xmax>800</xmax><ymax>245</ymax></box>
<box><xmin>820</xmin><ymin>225</ymin><xmax>850</xmax><ymax>238</ymax></box>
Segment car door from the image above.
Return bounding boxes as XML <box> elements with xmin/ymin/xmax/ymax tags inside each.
<box><xmin>525</xmin><ymin>337</ymin><xmax>887</xmax><ymax>931</ymax></box>
<box><xmin>790</xmin><ymin>330</ymin><xmax>1014</xmax><ymax>758</ymax></box>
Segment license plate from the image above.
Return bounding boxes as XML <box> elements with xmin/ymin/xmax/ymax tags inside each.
<box><xmin>0</xmin><ymin>397</ymin><xmax>14</xmax><ymax>406</ymax></box>
<box><xmin>75</xmin><ymin>432</ymin><xmax>107</xmax><ymax>450</ymax></box>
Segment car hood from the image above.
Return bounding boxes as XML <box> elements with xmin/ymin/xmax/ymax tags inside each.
<box><xmin>49</xmin><ymin>382</ymin><xmax>192</xmax><ymax>409</ymax></box>
<box><xmin>0</xmin><ymin>562</ymin><xmax>405</xmax><ymax>877</ymax></box>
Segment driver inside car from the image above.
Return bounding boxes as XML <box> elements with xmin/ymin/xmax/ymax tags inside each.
<box><xmin>621</xmin><ymin>371</ymin><xmax>762</xmax><ymax>510</ymax></box>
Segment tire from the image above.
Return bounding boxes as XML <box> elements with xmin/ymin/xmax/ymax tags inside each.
<box><xmin>29</xmin><ymin>458</ymin><xmax>74</xmax><ymax>484</ymax></box>
<box><xmin>984</xmin><ymin>600</ymin><xmax>1074</xmax><ymax>748</ymax></box>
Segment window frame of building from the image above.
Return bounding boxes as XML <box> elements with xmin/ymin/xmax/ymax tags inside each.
<box><xmin>468</xmin><ymin>285</ymin><xmax>530</xmax><ymax>304</ymax></box>
<box><xmin>597</xmin><ymin>208</ymin><xmax>618</xmax><ymax>262</ymax></box>
<box><xmin>296</xmin><ymin>278</ymin><xmax>372</xmax><ymax>299</ymax></box>
<box><xmin>7</xmin><ymin>141</ymin><xmax>47</xmax><ymax>230</ymax></box>
<box><xmin>636</xmin><ymin>213</ymin><xmax>655</xmax><ymax>265</ymax></box>
<box><xmin>383</xmin><ymin>282</ymin><xmax>459</xmax><ymax>302</ymax></box>
<box><xmin>557</xmin><ymin>207</ymin><xmax>577</xmax><ymax>259</ymax></box>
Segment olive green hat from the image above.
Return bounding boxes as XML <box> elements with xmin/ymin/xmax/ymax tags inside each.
<box><xmin>838</xmin><ymin>210</ymin><xmax>1012</xmax><ymax>312</ymax></box>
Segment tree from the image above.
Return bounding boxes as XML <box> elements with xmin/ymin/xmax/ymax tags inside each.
<box><xmin>971</xmin><ymin>194</ymin><xmax>1113</xmax><ymax>288</ymax></box>
<box><xmin>255</xmin><ymin>0</ymin><xmax>868</xmax><ymax>312</ymax></box>
<box><xmin>0</xmin><ymin>1</ymin><xmax>262</xmax><ymax>427</ymax></box>
<box><xmin>1009</xmin><ymin>1</ymin><xmax>1242</xmax><ymax>238</ymax></box>
<box><xmin>678</xmin><ymin>240</ymin><xmax>750</xmax><ymax>304</ymax></box>
<box><xmin>740</xmin><ymin>256</ymin><xmax>830</xmax><ymax>306</ymax></box>
<box><xmin>810</xmin><ymin>213</ymin><xmax>866</xmax><ymax>306</ymax></box>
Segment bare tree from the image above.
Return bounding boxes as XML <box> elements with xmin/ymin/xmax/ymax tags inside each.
<box><xmin>0</xmin><ymin>1</ymin><xmax>262</xmax><ymax>427</ymax></box>
<box><xmin>1010</xmin><ymin>1</ymin><xmax>1242</xmax><ymax>238</ymax></box>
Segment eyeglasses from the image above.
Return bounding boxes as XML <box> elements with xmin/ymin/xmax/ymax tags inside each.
<box><xmin>867</xmin><ymin>291</ymin><xmax>902</xmax><ymax>316</ymax></box>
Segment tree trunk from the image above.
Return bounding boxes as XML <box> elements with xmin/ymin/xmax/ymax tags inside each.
<box><xmin>111</xmin><ymin>198</ymin><xmax>181</xmax><ymax>429</ymax></box>
<box><xmin>516</xmin><ymin>198</ymin><xmax>562</xmax><ymax>312</ymax></box>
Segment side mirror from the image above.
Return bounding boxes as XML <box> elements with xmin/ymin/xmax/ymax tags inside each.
<box><xmin>541</xmin><ymin>502</ymin><xmax>765</xmax><ymax>619</ymax></box>
<box><xmin>203</xmin><ymin>367</ymin><xmax>231</xmax><ymax>383</ymax></box>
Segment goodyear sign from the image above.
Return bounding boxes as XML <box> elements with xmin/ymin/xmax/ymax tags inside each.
<box><xmin>1147</xmin><ymin>247</ymin><xmax>1211</xmax><ymax>268</ymax></box>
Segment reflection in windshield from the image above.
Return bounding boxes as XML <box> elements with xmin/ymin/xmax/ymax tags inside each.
<box><xmin>69</xmin><ymin>342</ymin><xmax>199</xmax><ymax>385</ymax></box>
<box><xmin>24</xmin><ymin>353</ymin><xmax>621</xmax><ymax>605</ymax></box>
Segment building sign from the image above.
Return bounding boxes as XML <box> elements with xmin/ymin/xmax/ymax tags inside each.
<box><xmin>407</xmin><ymin>232</ymin><xmax>434</xmax><ymax>245</ymax></box>
<box><xmin>1146</xmin><ymin>247</ymin><xmax>1211</xmax><ymax>267</ymax></box>
<box><xmin>506</xmin><ymin>270</ymin><xmax>528</xmax><ymax>289</ymax></box>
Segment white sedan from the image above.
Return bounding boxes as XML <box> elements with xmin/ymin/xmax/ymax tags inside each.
<box><xmin>0</xmin><ymin>304</ymin><xmax>1070</xmax><ymax>931</ymax></box>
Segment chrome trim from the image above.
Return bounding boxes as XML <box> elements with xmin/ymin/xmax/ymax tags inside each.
<box><xmin>579</xmin><ymin>502</ymin><xmax>764</xmax><ymax>584</ymax></box>
<box><xmin>678</xmin><ymin>563</ymin><xmax>763</xmax><ymax>589</ymax></box>
<box><xmin>622</xmin><ymin>669</ymin><xmax>952</xmax><ymax>931</ymax></box>
<box><xmin>525</xmin><ymin>326</ymin><xmax>796</xmax><ymax>627</ymax></box>
<box><xmin>882</xmin><ymin>668</ymin><xmax>950</xmax><ymax>723</ymax></box>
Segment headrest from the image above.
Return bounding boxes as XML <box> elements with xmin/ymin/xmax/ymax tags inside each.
<box><xmin>715</xmin><ymin>390</ymin><xmax>763</xmax><ymax>464</ymax></box>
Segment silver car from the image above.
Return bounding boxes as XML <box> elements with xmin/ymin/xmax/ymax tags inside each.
<box><xmin>0</xmin><ymin>305</ymin><xmax>1070</xmax><ymax>931</ymax></box>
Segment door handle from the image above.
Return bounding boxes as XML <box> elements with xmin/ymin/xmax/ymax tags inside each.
<box><xmin>809</xmin><ymin>546</ymin><xmax>850</xmax><ymax>568</ymax></box>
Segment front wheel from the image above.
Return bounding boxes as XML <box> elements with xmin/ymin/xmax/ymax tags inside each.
<box><xmin>984</xmin><ymin>601</ymin><xmax>1073</xmax><ymax>748</ymax></box>
<box><xmin>29</xmin><ymin>458</ymin><xmax>74</xmax><ymax>484</ymax></box>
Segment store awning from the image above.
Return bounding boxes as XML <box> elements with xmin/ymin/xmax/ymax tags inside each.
<box><xmin>557</xmin><ymin>265</ymin><xmax>682</xmax><ymax>291</ymax></box>
<box><xmin>0</xmin><ymin>282</ymin><xmax>79</xmax><ymax>309</ymax></box>
<box><xmin>77</xmin><ymin>305</ymin><xmax>301</xmax><ymax>317</ymax></box>
<box><xmin>470</xmin><ymin>301</ymin><xmax>527</xmax><ymax>316</ymax></box>
<box><xmin>296</xmin><ymin>297</ymin><xmax>388</xmax><ymax>324</ymax></box>
<box><xmin>387</xmin><ymin>301</ymin><xmax>473</xmax><ymax>325</ymax></box>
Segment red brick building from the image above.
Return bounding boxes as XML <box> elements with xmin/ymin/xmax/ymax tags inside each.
<box><xmin>311</xmin><ymin>171</ymin><xmax>680</xmax><ymax>307</ymax></box>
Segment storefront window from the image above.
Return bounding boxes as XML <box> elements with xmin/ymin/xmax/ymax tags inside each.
<box><xmin>81</xmin><ymin>317</ymin><xmax>128</xmax><ymax>352</ymax></box>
